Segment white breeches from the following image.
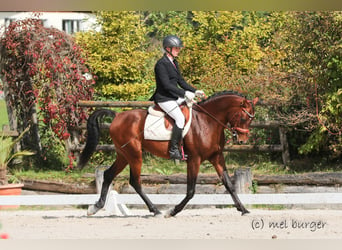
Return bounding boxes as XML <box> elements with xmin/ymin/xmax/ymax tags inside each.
<box><xmin>158</xmin><ymin>98</ymin><xmax>185</xmax><ymax>129</ymax></box>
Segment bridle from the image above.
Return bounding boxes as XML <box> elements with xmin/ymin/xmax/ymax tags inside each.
<box><xmin>231</xmin><ymin>107</ymin><xmax>255</xmax><ymax>134</ymax></box>
<box><xmin>193</xmin><ymin>103</ymin><xmax>254</xmax><ymax>135</ymax></box>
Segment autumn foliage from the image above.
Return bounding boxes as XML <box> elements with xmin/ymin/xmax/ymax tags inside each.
<box><xmin>0</xmin><ymin>16</ymin><xmax>94</xmax><ymax>169</ymax></box>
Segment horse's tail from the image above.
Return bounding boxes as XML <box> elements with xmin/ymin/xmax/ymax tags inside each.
<box><xmin>77</xmin><ymin>109</ymin><xmax>116</xmax><ymax>169</ymax></box>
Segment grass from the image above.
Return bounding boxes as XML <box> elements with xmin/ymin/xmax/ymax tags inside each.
<box><xmin>0</xmin><ymin>99</ymin><xmax>9</xmax><ymax>130</ymax></box>
<box><xmin>12</xmin><ymin>166</ymin><xmax>96</xmax><ymax>184</ymax></box>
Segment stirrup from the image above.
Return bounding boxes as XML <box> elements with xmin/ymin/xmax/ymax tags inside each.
<box><xmin>169</xmin><ymin>149</ymin><xmax>182</xmax><ymax>160</ymax></box>
<box><xmin>169</xmin><ymin>146</ymin><xmax>187</xmax><ymax>161</ymax></box>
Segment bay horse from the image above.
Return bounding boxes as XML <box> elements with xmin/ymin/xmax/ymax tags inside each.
<box><xmin>77</xmin><ymin>91</ymin><xmax>258</xmax><ymax>217</ymax></box>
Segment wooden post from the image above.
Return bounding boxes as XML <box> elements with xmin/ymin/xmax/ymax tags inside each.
<box><xmin>279</xmin><ymin>127</ymin><xmax>290</xmax><ymax>165</ymax></box>
<box><xmin>234</xmin><ymin>168</ymin><xmax>252</xmax><ymax>194</ymax></box>
<box><xmin>95</xmin><ymin>168</ymin><xmax>105</xmax><ymax>194</ymax></box>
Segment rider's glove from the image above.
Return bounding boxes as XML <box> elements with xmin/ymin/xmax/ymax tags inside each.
<box><xmin>195</xmin><ymin>90</ymin><xmax>205</xmax><ymax>98</ymax></box>
<box><xmin>185</xmin><ymin>91</ymin><xmax>196</xmax><ymax>101</ymax></box>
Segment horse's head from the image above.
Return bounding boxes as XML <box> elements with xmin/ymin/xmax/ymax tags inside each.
<box><xmin>230</xmin><ymin>97</ymin><xmax>259</xmax><ymax>144</ymax></box>
<box><xmin>195</xmin><ymin>91</ymin><xmax>259</xmax><ymax>145</ymax></box>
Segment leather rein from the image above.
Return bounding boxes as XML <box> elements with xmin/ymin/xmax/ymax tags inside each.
<box><xmin>193</xmin><ymin>102</ymin><xmax>254</xmax><ymax>134</ymax></box>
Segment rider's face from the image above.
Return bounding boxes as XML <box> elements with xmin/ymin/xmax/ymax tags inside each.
<box><xmin>167</xmin><ymin>47</ymin><xmax>181</xmax><ymax>57</ymax></box>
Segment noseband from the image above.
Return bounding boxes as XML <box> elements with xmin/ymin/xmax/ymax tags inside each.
<box><xmin>232</xmin><ymin>108</ymin><xmax>255</xmax><ymax>134</ymax></box>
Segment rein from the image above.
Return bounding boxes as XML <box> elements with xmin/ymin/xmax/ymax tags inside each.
<box><xmin>193</xmin><ymin>103</ymin><xmax>229</xmax><ymax>129</ymax></box>
<box><xmin>193</xmin><ymin>103</ymin><xmax>252</xmax><ymax>134</ymax></box>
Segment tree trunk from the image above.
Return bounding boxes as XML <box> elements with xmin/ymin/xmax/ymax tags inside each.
<box><xmin>29</xmin><ymin>103</ymin><xmax>42</xmax><ymax>154</ymax></box>
<box><xmin>0</xmin><ymin>167</ymin><xmax>8</xmax><ymax>185</ymax></box>
<box><xmin>3</xmin><ymin>82</ymin><xmax>19</xmax><ymax>153</ymax></box>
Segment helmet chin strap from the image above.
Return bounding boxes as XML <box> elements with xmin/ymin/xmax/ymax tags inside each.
<box><xmin>165</xmin><ymin>47</ymin><xmax>175</xmax><ymax>60</ymax></box>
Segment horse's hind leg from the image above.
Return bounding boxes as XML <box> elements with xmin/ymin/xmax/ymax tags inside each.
<box><xmin>210</xmin><ymin>153</ymin><xmax>249</xmax><ymax>215</ymax></box>
<box><xmin>87</xmin><ymin>154</ymin><xmax>128</xmax><ymax>216</ymax></box>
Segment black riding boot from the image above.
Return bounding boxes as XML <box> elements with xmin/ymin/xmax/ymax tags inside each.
<box><xmin>169</xmin><ymin>125</ymin><xmax>183</xmax><ymax>160</ymax></box>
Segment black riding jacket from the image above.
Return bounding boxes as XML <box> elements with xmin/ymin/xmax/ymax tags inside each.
<box><xmin>150</xmin><ymin>54</ymin><xmax>196</xmax><ymax>102</ymax></box>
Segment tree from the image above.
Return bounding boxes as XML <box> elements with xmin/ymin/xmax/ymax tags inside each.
<box><xmin>273</xmin><ymin>11</ymin><xmax>342</xmax><ymax>158</ymax></box>
<box><xmin>0</xmin><ymin>16</ymin><xmax>95</xmax><ymax>169</ymax></box>
<box><xmin>76</xmin><ymin>11</ymin><xmax>154</xmax><ymax>100</ymax></box>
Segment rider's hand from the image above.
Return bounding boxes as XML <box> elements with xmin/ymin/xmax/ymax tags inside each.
<box><xmin>185</xmin><ymin>91</ymin><xmax>196</xmax><ymax>101</ymax></box>
<box><xmin>195</xmin><ymin>90</ymin><xmax>205</xmax><ymax>98</ymax></box>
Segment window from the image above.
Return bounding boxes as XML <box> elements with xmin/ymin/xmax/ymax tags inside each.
<box><xmin>4</xmin><ymin>18</ymin><xmax>16</xmax><ymax>28</ymax></box>
<box><xmin>62</xmin><ymin>19</ymin><xmax>80</xmax><ymax>34</ymax></box>
<box><xmin>40</xmin><ymin>19</ymin><xmax>48</xmax><ymax>27</ymax></box>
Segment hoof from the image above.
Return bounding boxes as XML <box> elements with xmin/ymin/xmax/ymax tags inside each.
<box><xmin>154</xmin><ymin>212</ymin><xmax>163</xmax><ymax>218</ymax></box>
<box><xmin>153</xmin><ymin>210</ymin><xmax>162</xmax><ymax>217</ymax></box>
<box><xmin>236</xmin><ymin>205</ymin><xmax>250</xmax><ymax>216</ymax></box>
<box><xmin>164</xmin><ymin>209</ymin><xmax>173</xmax><ymax>218</ymax></box>
<box><xmin>241</xmin><ymin>210</ymin><xmax>250</xmax><ymax>216</ymax></box>
<box><xmin>87</xmin><ymin>204</ymin><xmax>100</xmax><ymax>216</ymax></box>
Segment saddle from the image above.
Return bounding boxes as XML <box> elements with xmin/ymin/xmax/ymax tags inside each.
<box><xmin>148</xmin><ymin>103</ymin><xmax>191</xmax><ymax>130</ymax></box>
<box><xmin>144</xmin><ymin>102</ymin><xmax>193</xmax><ymax>140</ymax></box>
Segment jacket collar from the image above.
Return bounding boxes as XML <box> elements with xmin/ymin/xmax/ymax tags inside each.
<box><xmin>163</xmin><ymin>53</ymin><xmax>179</xmax><ymax>72</ymax></box>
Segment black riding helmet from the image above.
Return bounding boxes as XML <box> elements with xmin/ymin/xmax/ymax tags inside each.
<box><xmin>163</xmin><ymin>35</ymin><xmax>184</xmax><ymax>49</ymax></box>
<box><xmin>163</xmin><ymin>35</ymin><xmax>183</xmax><ymax>59</ymax></box>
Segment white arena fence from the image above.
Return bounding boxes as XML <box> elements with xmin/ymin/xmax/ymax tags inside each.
<box><xmin>2</xmin><ymin>192</ymin><xmax>342</xmax><ymax>216</ymax></box>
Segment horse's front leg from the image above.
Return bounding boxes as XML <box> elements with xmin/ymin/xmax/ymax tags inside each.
<box><xmin>129</xmin><ymin>166</ymin><xmax>161</xmax><ymax>216</ymax></box>
<box><xmin>165</xmin><ymin>158</ymin><xmax>200</xmax><ymax>217</ymax></box>
<box><xmin>209</xmin><ymin>153</ymin><xmax>249</xmax><ymax>215</ymax></box>
<box><xmin>222</xmin><ymin>169</ymin><xmax>249</xmax><ymax>215</ymax></box>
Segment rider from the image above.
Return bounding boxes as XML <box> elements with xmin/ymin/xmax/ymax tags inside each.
<box><xmin>150</xmin><ymin>35</ymin><xmax>204</xmax><ymax>160</ymax></box>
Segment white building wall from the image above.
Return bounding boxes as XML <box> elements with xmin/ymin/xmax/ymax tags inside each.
<box><xmin>0</xmin><ymin>11</ymin><xmax>98</xmax><ymax>34</ymax></box>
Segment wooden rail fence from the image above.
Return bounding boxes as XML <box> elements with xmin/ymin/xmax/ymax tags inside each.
<box><xmin>68</xmin><ymin>100</ymin><xmax>290</xmax><ymax>165</ymax></box>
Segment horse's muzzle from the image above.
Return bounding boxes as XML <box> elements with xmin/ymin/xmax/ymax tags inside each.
<box><xmin>232</xmin><ymin>130</ymin><xmax>249</xmax><ymax>145</ymax></box>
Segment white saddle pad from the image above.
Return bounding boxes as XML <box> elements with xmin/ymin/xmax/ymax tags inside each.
<box><xmin>144</xmin><ymin>107</ymin><xmax>192</xmax><ymax>141</ymax></box>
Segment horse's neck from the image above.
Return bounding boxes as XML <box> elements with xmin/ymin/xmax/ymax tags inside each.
<box><xmin>200</xmin><ymin>96</ymin><xmax>241</xmax><ymax>123</ymax></box>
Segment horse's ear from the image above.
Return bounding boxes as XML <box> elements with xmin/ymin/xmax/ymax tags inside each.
<box><xmin>252</xmin><ymin>97</ymin><xmax>259</xmax><ymax>106</ymax></box>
